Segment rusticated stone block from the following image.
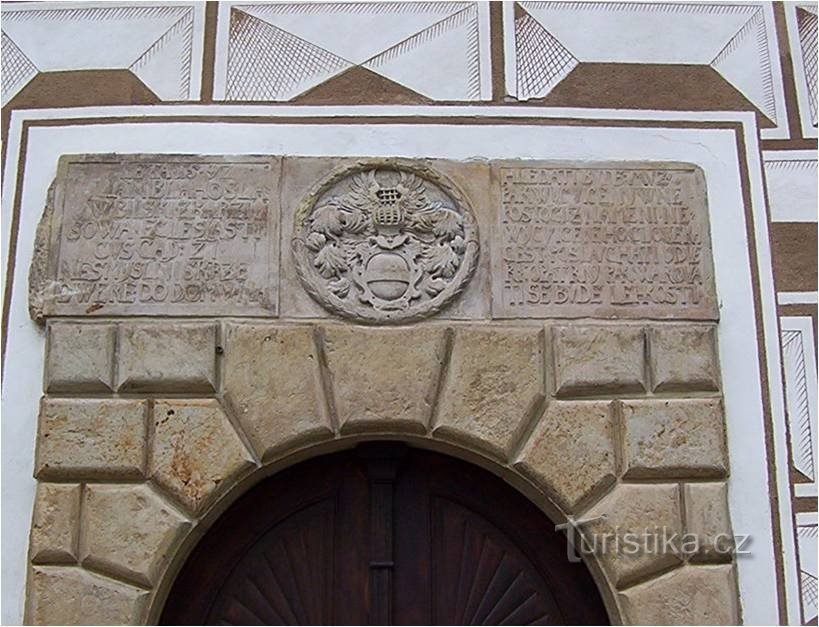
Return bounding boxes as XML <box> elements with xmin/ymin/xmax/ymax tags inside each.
<box><xmin>618</xmin><ymin>564</ymin><xmax>739</xmax><ymax>625</ymax></box>
<box><xmin>434</xmin><ymin>327</ymin><xmax>543</xmax><ymax>459</ymax></box>
<box><xmin>622</xmin><ymin>399</ymin><xmax>728</xmax><ymax>479</ymax></box>
<box><xmin>150</xmin><ymin>400</ymin><xmax>255</xmax><ymax>514</ymax></box>
<box><xmin>45</xmin><ymin>322</ymin><xmax>115</xmax><ymax>392</ymax></box>
<box><xmin>35</xmin><ymin>399</ymin><xmax>146</xmax><ymax>480</ymax></box>
<box><xmin>650</xmin><ymin>325</ymin><xmax>720</xmax><ymax>392</ymax></box>
<box><xmin>222</xmin><ymin>324</ymin><xmax>332</xmax><ymax>461</ymax></box>
<box><xmin>80</xmin><ymin>484</ymin><xmax>190</xmax><ymax>588</ymax></box>
<box><xmin>117</xmin><ymin>323</ymin><xmax>216</xmax><ymax>393</ymax></box>
<box><xmin>684</xmin><ymin>483</ymin><xmax>734</xmax><ymax>561</ymax></box>
<box><xmin>581</xmin><ymin>483</ymin><xmax>683</xmax><ymax>587</ymax></box>
<box><xmin>322</xmin><ymin>326</ymin><xmax>446</xmax><ymax>434</ymax></box>
<box><xmin>515</xmin><ymin>401</ymin><xmax>616</xmax><ymax>513</ymax></box>
<box><xmin>25</xmin><ymin>565</ymin><xmax>150</xmax><ymax>625</ymax></box>
<box><xmin>30</xmin><ymin>483</ymin><xmax>81</xmax><ymax>564</ymax></box>
<box><xmin>552</xmin><ymin>326</ymin><xmax>646</xmax><ymax>396</ymax></box>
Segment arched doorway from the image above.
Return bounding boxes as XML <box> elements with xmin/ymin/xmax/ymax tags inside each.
<box><xmin>160</xmin><ymin>443</ymin><xmax>609</xmax><ymax>625</ymax></box>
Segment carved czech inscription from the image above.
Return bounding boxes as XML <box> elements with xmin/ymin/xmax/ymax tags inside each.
<box><xmin>30</xmin><ymin>155</ymin><xmax>278</xmax><ymax>319</ymax></box>
<box><xmin>495</xmin><ymin>164</ymin><xmax>717</xmax><ymax>319</ymax></box>
<box><xmin>292</xmin><ymin>161</ymin><xmax>479</xmax><ymax>323</ymax></box>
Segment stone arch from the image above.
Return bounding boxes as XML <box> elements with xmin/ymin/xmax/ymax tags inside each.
<box><xmin>26</xmin><ymin>320</ymin><xmax>739</xmax><ymax>625</ymax></box>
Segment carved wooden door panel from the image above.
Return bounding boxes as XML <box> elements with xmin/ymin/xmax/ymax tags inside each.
<box><xmin>160</xmin><ymin>445</ymin><xmax>609</xmax><ymax>625</ymax></box>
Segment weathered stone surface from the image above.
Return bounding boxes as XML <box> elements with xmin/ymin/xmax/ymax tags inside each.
<box><xmin>618</xmin><ymin>564</ymin><xmax>739</xmax><ymax>625</ymax></box>
<box><xmin>581</xmin><ymin>483</ymin><xmax>683</xmax><ymax>587</ymax></box>
<box><xmin>35</xmin><ymin>399</ymin><xmax>146</xmax><ymax>480</ymax></box>
<box><xmin>493</xmin><ymin>162</ymin><xmax>717</xmax><ymax>320</ymax></box>
<box><xmin>279</xmin><ymin>157</ymin><xmax>492</xmax><ymax>321</ymax></box>
<box><xmin>515</xmin><ymin>401</ymin><xmax>616</xmax><ymax>513</ymax></box>
<box><xmin>118</xmin><ymin>323</ymin><xmax>216</xmax><ymax>393</ymax></box>
<box><xmin>150</xmin><ymin>399</ymin><xmax>255</xmax><ymax>514</ymax></box>
<box><xmin>25</xmin><ymin>565</ymin><xmax>150</xmax><ymax>625</ymax></box>
<box><xmin>28</xmin><ymin>154</ymin><xmax>279</xmax><ymax>321</ymax></box>
<box><xmin>81</xmin><ymin>484</ymin><xmax>189</xmax><ymax>587</ymax></box>
<box><xmin>45</xmin><ymin>322</ymin><xmax>114</xmax><ymax>392</ymax></box>
<box><xmin>291</xmin><ymin>160</ymin><xmax>479</xmax><ymax>323</ymax></box>
<box><xmin>30</xmin><ymin>483</ymin><xmax>81</xmax><ymax>564</ymax></box>
<box><xmin>684</xmin><ymin>483</ymin><xmax>734</xmax><ymax>561</ymax></box>
<box><xmin>322</xmin><ymin>326</ymin><xmax>446</xmax><ymax>434</ymax></box>
<box><xmin>552</xmin><ymin>325</ymin><xmax>646</xmax><ymax>396</ymax></box>
<box><xmin>223</xmin><ymin>324</ymin><xmax>333</xmax><ymax>461</ymax></box>
<box><xmin>622</xmin><ymin>399</ymin><xmax>728</xmax><ymax>478</ymax></box>
<box><xmin>434</xmin><ymin>327</ymin><xmax>543</xmax><ymax>459</ymax></box>
<box><xmin>650</xmin><ymin>325</ymin><xmax>720</xmax><ymax>391</ymax></box>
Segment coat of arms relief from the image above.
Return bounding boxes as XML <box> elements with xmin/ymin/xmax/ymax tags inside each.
<box><xmin>292</xmin><ymin>161</ymin><xmax>479</xmax><ymax>323</ymax></box>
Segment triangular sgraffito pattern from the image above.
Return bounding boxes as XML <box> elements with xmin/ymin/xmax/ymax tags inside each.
<box><xmin>363</xmin><ymin>5</ymin><xmax>481</xmax><ymax>100</ymax></box>
<box><xmin>1</xmin><ymin>30</ymin><xmax>38</xmax><ymax>103</ymax></box>
<box><xmin>797</xmin><ymin>7</ymin><xmax>818</xmax><ymax>126</ymax></box>
<box><xmin>226</xmin><ymin>8</ymin><xmax>352</xmax><ymax>100</ymax></box>
<box><xmin>804</xmin><ymin>571</ymin><xmax>818</xmax><ymax>623</ymax></box>
<box><xmin>710</xmin><ymin>8</ymin><xmax>777</xmax><ymax>123</ymax></box>
<box><xmin>798</xmin><ymin>520</ymin><xmax>819</xmax><ymax>623</ymax></box>
<box><xmin>782</xmin><ymin>329</ymin><xmax>816</xmax><ymax>482</ymax></box>
<box><xmin>129</xmin><ymin>11</ymin><xmax>194</xmax><ymax>100</ymax></box>
<box><xmin>514</xmin><ymin>9</ymin><xmax>578</xmax><ymax>100</ymax></box>
<box><xmin>234</xmin><ymin>2</ymin><xmax>469</xmax><ymax>66</ymax></box>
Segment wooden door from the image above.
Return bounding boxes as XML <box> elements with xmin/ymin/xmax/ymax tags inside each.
<box><xmin>160</xmin><ymin>444</ymin><xmax>609</xmax><ymax>625</ymax></box>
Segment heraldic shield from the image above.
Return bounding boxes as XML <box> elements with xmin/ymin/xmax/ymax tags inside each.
<box><xmin>292</xmin><ymin>160</ymin><xmax>479</xmax><ymax>323</ymax></box>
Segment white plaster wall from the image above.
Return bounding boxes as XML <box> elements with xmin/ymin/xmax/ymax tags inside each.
<box><xmin>1</xmin><ymin>106</ymin><xmax>783</xmax><ymax>624</ymax></box>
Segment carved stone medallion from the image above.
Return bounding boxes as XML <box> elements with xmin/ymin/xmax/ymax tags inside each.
<box><xmin>292</xmin><ymin>161</ymin><xmax>479</xmax><ymax>323</ymax></box>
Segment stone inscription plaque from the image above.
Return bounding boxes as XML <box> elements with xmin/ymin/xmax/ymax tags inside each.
<box><xmin>30</xmin><ymin>155</ymin><xmax>279</xmax><ymax>319</ymax></box>
<box><xmin>494</xmin><ymin>163</ymin><xmax>717</xmax><ymax>319</ymax></box>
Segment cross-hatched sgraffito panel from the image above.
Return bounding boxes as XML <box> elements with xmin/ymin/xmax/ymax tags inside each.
<box><xmin>781</xmin><ymin>317</ymin><xmax>818</xmax><ymax>498</ymax></box>
<box><xmin>220</xmin><ymin>1</ymin><xmax>490</xmax><ymax>101</ymax></box>
<box><xmin>0</xmin><ymin>3</ymin><xmax>202</xmax><ymax>103</ymax></box>
<box><xmin>796</xmin><ymin>5</ymin><xmax>818</xmax><ymax>128</ymax></box>
<box><xmin>506</xmin><ymin>1</ymin><xmax>788</xmax><ymax>137</ymax></box>
<box><xmin>797</xmin><ymin>513</ymin><xmax>818</xmax><ymax>623</ymax></box>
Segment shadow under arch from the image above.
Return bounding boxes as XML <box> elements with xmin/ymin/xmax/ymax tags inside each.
<box><xmin>149</xmin><ymin>434</ymin><xmax>619</xmax><ymax>625</ymax></box>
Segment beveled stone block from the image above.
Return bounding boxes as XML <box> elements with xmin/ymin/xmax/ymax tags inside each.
<box><xmin>117</xmin><ymin>323</ymin><xmax>216</xmax><ymax>393</ymax></box>
<box><xmin>618</xmin><ymin>564</ymin><xmax>739</xmax><ymax>625</ymax></box>
<box><xmin>80</xmin><ymin>484</ymin><xmax>190</xmax><ymax>587</ymax></box>
<box><xmin>29</xmin><ymin>154</ymin><xmax>279</xmax><ymax>321</ymax></box>
<box><xmin>552</xmin><ymin>325</ymin><xmax>646</xmax><ymax>396</ymax></box>
<box><xmin>434</xmin><ymin>327</ymin><xmax>543</xmax><ymax>459</ymax></box>
<box><xmin>29</xmin><ymin>483</ymin><xmax>81</xmax><ymax>564</ymax></box>
<box><xmin>684</xmin><ymin>482</ymin><xmax>734</xmax><ymax>561</ymax></box>
<box><xmin>649</xmin><ymin>325</ymin><xmax>720</xmax><ymax>392</ymax></box>
<box><xmin>150</xmin><ymin>399</ymin><xmax>256</xmax><ymax>514</ymax></box>
<box><xmin>515</xmin><ymin>401</ymin><xmax>616</xmax><ymax>513</ymax></box>
<box><xmin>581</xmin><ymin>483</ymin><xmax>683</xmax><ymax>587</ymax></box>
<box><xmin>25</xmin><ymin>566</ymin><xmax>150</xmax><ymax>625</ymax></box>
<box><xmin>622</xmin><ymin>399</ymin><xmax>728</xmax><ymax>479</ymax></box>
<box><xmin>45</xmin><ymin>322</ymin><xmax>115</xmax><ymax>392</ymax></box>
<box><xmin>222</xmin><ymin>324</ymin><xmax>333</xmax><ymax>461</ymax></box>
<box><xmin>322</xmin><ymin>326</ymin><xmax>446</xmax><ymax>434</ymax></box>
<box><xmin>35</xmin><ymin>399</ymin><xmax>146</xmax><ymax>480</ymax></box>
